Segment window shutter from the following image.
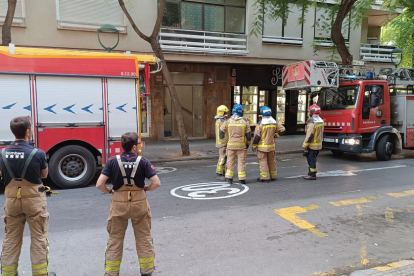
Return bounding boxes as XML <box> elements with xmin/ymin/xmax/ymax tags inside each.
<box><xmin>58</xmin><ymin>0</ymin><xmax>125</xmax><ymax>31</ymax></box>
<box><xmin>0</xmin><ymin>0</ymin><xmax>25</xmax><ymax>26</ymax></box>
<box><xmin>284</xmin><ymin>4</ymin><xmax>302</xmax><ymax>39</ymax></box>
<box><xmin>314</xmin><ymin>6</ymin><xmax>332</xmax><ymax>40</ymax></box>
<box><xmin>263</xmin><ymin>9</ymin><xmax>282</xmax><ymax>38</ymax></box>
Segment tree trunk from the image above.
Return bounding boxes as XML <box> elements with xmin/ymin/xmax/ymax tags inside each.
<box><xmin>331</xmin><ymin>2</ymin><xmax>355</xmax><ymax>65</ymax></box>
<box><xmin>1</xmin><ymin>0</ymin><xmax>17</xmax><ymax>46</ymax></box>
<box><xmin>150</xmin><ymin>40</ymin><xmax>190</xmax><ymax>156</ymax></box>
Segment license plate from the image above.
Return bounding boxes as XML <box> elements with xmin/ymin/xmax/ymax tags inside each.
<box><xmin>324</xmin><ymin>138</ymin><xmax>336</xmax><ymax>143</ymax></box>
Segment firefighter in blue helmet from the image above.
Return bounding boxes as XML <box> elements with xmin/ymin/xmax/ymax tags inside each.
<box><xmin>252</xmin><ymin>106</ymin><xmax>285</xmax><ymax>181</ymax></box>
<box><xmin>219</xmin><ymin>104</ymin><xmax>251</xmax><ymax>184</ymax></box>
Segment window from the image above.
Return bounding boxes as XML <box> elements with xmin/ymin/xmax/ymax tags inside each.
<box><xmin>0</xmin><ymin>0</ymin><xmax>25</xmax><ymax>27</ymax></box>
<box><xmin>162</xmin><ymin>0</ymin><xmax>246</xmax><ymax>34</ymax></box>
<box><xmin>314</xmin><ymin>4</ymin><xmax>350</xmax><ymax>43</ymax></box>
<box><xmin>56</xmin><ymin>0</ymin><xmax>126</xmax><ymax>32</ymax></box>
<box><xmin>318</xmin><ymin>86</ymin><xmax>359</xmax><ymax>111</ymax></box>
<box><xmin>263</xmin><ymin>4</ymin><xmax>304</xmax><ymax>44</ymax></box>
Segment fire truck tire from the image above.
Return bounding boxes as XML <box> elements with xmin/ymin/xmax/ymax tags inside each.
<box><xmin>49</xmin><ymin>146</ymin><xmax>96</xmax><ymax>189</ymax></box>
<box><xmin>376</xmin><ymin>135</ymin><xmax>393</xmax><ymax>161</ymax></box>
<box><xmin>331</xmin><ymin>150</ymin><xmax>344</xmax><ymax>156</ymax></box>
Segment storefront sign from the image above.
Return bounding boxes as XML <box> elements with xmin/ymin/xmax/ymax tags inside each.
<box><xmin>271</xmin><ymin>67</ymin><xmax>282</xmax><ymax>86</ymax></box>
<box><xmin>232</xmin><ymin>68</ymin><xmax>237</xmax><ymax>77</ymax></box>
<box><xmin>231</xmin><ymin>77</ymin><xmax>236</xmax><ymax>86</ymax></box>
<box><xmin>208</xmin><ymin>78</ymin><xmax>214</xmax><ymax>84</ymax></box>
<box><xmin>156</xmin><ymin>75</ymin><xmax>163</xmax><ymax>82</ymax></box>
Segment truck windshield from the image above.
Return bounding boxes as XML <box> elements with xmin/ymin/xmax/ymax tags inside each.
<box><xmin>318</xmin><ymin>85</ymin><xmax>359</xmax><ymax>110</ymax></box>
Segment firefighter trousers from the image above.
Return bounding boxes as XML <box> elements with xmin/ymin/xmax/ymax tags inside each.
<box><xmin>225</xmin><ymin>149</ymin><xmax>247</xmax><ymax>180</ymax></box>
<box><xmin>1</xmin><ymin>180</ymin><xmax>50</xmax><ymax>276</ymax></box>
<box><xmin>216</xmin><ymin>147</ymin><xmax>226</xmax><ymax>174</ymax></box>
<box><xmin>105</xmin><ymin>185</ymin><xmax>155</xmax><ymax>276</ymax></box>
<box><xmin>257</xmin><ymin>150</ymin><xmax>277</xmax><ymax>180</ymax></box>
<box><xmin>306</xmin><ymin>149</ymin><xmax>319</xmax><ymax>173</ymax></box>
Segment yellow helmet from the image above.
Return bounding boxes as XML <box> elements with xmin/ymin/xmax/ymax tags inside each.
<box><xmin>217</xmin><ymin>105</ymin><xmax>229</xmax><ymax>117</ymax></box>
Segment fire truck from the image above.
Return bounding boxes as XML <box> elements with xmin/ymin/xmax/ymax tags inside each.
<box><xmin>282</xmin><ymin>60</ymin><xmax>414</xmax><ymax>161</ymax></box>
<box><xmin>0</xmin><ymin>46</ymin><xmax>158</xmax><ymax>188</ymax></box>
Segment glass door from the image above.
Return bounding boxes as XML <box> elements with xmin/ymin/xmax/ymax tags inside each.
<box><xmin>297</xmin><ymin>90</ymin><xmax>307</xmax><ymax>125</ymax></box>
<box><xmin>242</xmin><ymin>86</ymin><xmax>258</xmax><ymax>126</ymax></box>
<box><xmin>276</xmin><ymin>87</ymin><xmax>286</xmax><ymax>125</ymax></box>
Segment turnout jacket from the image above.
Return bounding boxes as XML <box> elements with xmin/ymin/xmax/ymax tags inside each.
<box><xmin>253</xmin><ymin>116</ymin><xmax>286</xmax><ymax>152</ymax></box>
<box><xmin>303</xmin><ymin>115</ymin><xmax>324</xmax><ymax>150</ymax></box>
<box><xmin>215</xmin><ymin>115</ymin><xmax>227</xmax><ymax>148</ymax></box>
<box><xmin>220</xmin><ymin>115</ymin><xmax>251</xmax><ymax>150</ymax></box>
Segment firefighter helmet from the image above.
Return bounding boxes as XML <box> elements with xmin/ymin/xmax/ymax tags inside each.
<box><xmin>260</xmin><ymin>106</ymin><xmax>272</xmax><ymax>116</ymax></box>
<box><xmin>216</xmin><ymin>105</ymin><xmax>229</xmax><ymax>117</ymax></box>
<box><xmin>232</xmin><ymin>104</ymin><xmax>244</xmax><ymax>117</ymax></box>
<box><xmin>308</xmin><ymin>104</ymin><xmax>321</xmax><ymax>116</ymax></box>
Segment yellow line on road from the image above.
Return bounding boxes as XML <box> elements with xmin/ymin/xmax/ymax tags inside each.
<box><xmin>329</xmin><ymin>196</ymin><xmax>377</xmax><ymax>207</ymax></box>
<box><xmin>385</xmin><ymin>207</ymin><xmax>395</xmax><ymax>222</ymax></box>
<box><xmin>356</xmin><ymin>205</ymin><xmax>369</xmax><ymax>266</ymax></box>
<box><xmin>374</xmin><ymin>262</ymin><xmax>403</xmax><ymax>271</ymax></box>
<box><xmin>274</xmin><ymin>204</ymin><xmax>327</xmax><ymax>238</ymax></box>
<box><xmin>387</xmin><ymin>190</ymin><xmax>414</xmax><ymax>198</ymax></box>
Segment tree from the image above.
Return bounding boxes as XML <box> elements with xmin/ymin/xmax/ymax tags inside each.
<box><xmin>1</xmin><ymin>0</ymin><xmax>17</xmax><ymax>46</ymax></box>
<box><xmin>251</xmin><ymin>0</ymin><xmax>401</xmax><ymax>65</ymax></box>
<box><xmin>118</xmin><ymin>0</ymin><xmax>190</xmax><ymax>156</ymax></box>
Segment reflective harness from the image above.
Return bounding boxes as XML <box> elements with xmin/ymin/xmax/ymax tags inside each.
<box><xmin>116</xmin><ymin>154</ymin><xmax>142</xmax><ymax>186</ymax></box>
<box><xmin>1</xmin><ymin>148</ymin><xmax>38</xmax><ymax>198</ymax></box>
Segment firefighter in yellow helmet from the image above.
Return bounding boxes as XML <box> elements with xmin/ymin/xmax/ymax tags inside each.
<box><xmin>219</xmin><ymin>104</ymin><xmax>251</xmax><ymax>184</ymax></box>
<box><xmin>215</xmin><ymin>105</ymin><xmax>229</xmax><ymax>178</ymax></box>
<box><xmin>303</xmin><ymin>104</ymin><xmax>324</xmax><ymax>180</ymax></box>
<box><xmin>252</xmin><ymin>106</ymin><xmax>285</xmax><ymax>182</ymax></box>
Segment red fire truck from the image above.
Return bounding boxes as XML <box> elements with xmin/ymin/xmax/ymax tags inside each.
<box><xmin>0</xmin><ymin>46</ymin><xmax>157</xmax><ymax>188</ymax></box>
<box><xmin>282</xmin><ymin>60</ymin><xmax>414</xmax><ymax>161</ymax></box>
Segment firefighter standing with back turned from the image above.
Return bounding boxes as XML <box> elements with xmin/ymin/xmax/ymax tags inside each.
<box><xmin>96</xmin><ymin>132</ymin><xmax>161</xmax><ymax>276</ymax></box>
<box><xmin>0</xmin><ymin>116</ymin><xmax>56</xmax><ymax>276</ymax></box>
<box><xmin>252</xmin><ymin>106</ymin><xmax>286</xmax><ymax>182</ymax></box>
<box><xmin>215</xmin><ymin>105</ymin><xmax>229</xmax><ymax>179</ymax></box>
<box><xmin>220</xmin><ymin>104</ymin><xmax>251</xmax><ymax>184</ymax></box>
<box><xmin>303</xmin><ymin>105</ymin><xmax>324</xmax><ymax>180</ymax></box>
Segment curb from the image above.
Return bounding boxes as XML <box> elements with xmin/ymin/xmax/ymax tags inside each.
<box><xmin>151</xmin><ymin>149</ymin><xmax>303</xmax><ymax>164</ymax></box>
<box><xmin>350</xmin><ymin>260</ymin><xmax>414</xmax><ymax>276</ymax></box>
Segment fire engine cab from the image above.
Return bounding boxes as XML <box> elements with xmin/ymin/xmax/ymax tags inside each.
<box><xmin>282</xmin><ymin>60</ymin><xmax>414</xmax><ymax>161</ymax></box>
<box><xmin>0</xmin><ymin>46</ymin><xmax>158</xmax><ymax>188</ymax></box>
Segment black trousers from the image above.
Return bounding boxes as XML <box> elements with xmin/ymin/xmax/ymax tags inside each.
<box><xmin>306</xmin><ymin>149</ymin><xmax>319</xmax><ymax>172</ymax></box>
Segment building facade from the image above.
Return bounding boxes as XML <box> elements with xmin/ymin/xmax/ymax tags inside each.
<box><xmin>0</xmin><ymin>0</ymin><xmax>400</xmax><ymax>140</ymax></box>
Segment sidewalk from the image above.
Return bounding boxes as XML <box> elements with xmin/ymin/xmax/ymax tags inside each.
<box><xmin>350</xmin><ymin>260</ymin><xmax>414</xmax><ymax>276</ymax></box>
<box><xmin>142</xmin><ymin>135</ymin><xmax>304</xmax><ymax>163</ymax></box>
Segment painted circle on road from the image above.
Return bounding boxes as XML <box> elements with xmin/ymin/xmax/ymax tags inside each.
<box><xmin>155</xmin><ymin>167</ymin><xmax>177</xmax><ymax>175</ymax></box>
<box><xmin>170</xmin><ymin>182</ymin><xmax>249</xmax><ymax>200</ymax></box>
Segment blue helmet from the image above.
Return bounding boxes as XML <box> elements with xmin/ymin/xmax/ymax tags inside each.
<box><xmin>260</xmin><ymin>106</ymin><xmax>272</xmax><ymax>116</ymax></box>
<box><xmin>232</xmin><ymin>104</ymin><xmax>244</xmax><ymax>116</ymax></box>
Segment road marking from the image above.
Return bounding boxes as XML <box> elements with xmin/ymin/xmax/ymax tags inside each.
<box><xmin>273</xmin><ymin>204</ymin><xmax>327</xmax><ymax>238</ymax></box>
<box><xmin>170</xmin><ymin>182</ymin><xmax>249</xmax><ymax>200</ymax></box>
<box><xmin>385</xmin><ymin>207</ymin><xmax>395</xmax><ymax>222</ymax></box>
<box><xmin>155</xmin><ymin>167</ymin><xmax>177</xmax><ymax>175</ymax></box>
<box><xmin>374</xmin><ymin>262</ymin><xmax>403</xmax><ymax>271</ymax></box>
<box><xmin>286</xmin><ymin>165</ymin><xmax>407</xmax><ymax>179</ymax></box>
<box><xmin>387</xmin><ymin>189</ymin><xmax>414</xmax><ymax>198</ymax></box>
<box><xmin>329</xmin><ymin>196</ymin><xmax>377</xmax><ymax>207</ymax></box>
<box><xmin>356</xmin><ymin>205</ymin><xmax>369</xmax><ymax>266</ymax></box>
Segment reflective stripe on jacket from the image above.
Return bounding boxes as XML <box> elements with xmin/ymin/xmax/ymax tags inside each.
<box><xmin>254</xmin><ymin>122</ymin><xmax>286</xmax><ymax>152</ymax></box>
<box><xmin>220</xmin><ymin>117</ymin><xmax>251</xmax><ymax>150</ymax></box>
<box><xmin>303</xmin><ymin>120</ymin><xmax>324</xmax><ymax>150</ymax></box>
<box><xmin>215</xmin><ymin>118</ymin><xmax>227</xmax><ymax>148</ymax></box>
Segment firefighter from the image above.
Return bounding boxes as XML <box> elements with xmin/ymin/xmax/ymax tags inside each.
<box><xmin>303</xmin><ymin>104</ymin><xmax>324</xmax><ymax>180</ymax></box>
<box><xmin>215</xmin><ymin>105</ymin><xmax>229</xmax><ymax>178</ymax></box>
<box><xmin>96</xmin><ymin>132</ymin><xmax>161</xmax><ymax>276</ymax></box>
<box><xmin>220</xmin><ymin>104</ymin><xmax>251</xmax><ymax>184</ymax></box>
<box><xmin>0</xmin><ymin>116</ymin><xmax>56</xmax><ymax>276</ymax></box>
<box><xmin>252</xmin><ymin>106</ymin><xmax>286</xmax><ymax>182</ymax></box>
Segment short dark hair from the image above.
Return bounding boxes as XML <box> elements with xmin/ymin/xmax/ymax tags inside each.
<box><xmin>121</xmin><ymin>132</ymin><xmax>139</xmax><ymax>152</ymax></box>
<box><xmin>10</xmin><ymin>116</ymin><xmax>31</xmax><ymax>139</ymax></box>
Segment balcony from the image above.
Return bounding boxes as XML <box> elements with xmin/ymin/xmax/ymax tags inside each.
<box><xmin>360</xmin><ymin>43</ymin><xmax>400</xmax><ymax>63</ymax></box>
<box><xmin>159</xmin><ymin>28</ymin><xmax>248</xmax><ymax>56</ymax></box>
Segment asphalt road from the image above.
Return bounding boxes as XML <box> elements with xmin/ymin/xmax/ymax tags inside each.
<box><xmin>1</xmin><ymin>150</ymin><xmax>414</xmax><ymax>276</ymax></box>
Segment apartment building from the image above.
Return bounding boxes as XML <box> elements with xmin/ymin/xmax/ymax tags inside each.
<box><xmin>0</xmin><ymin>0</ymin><xmax>400</xmax><ymax>140</ymax></box>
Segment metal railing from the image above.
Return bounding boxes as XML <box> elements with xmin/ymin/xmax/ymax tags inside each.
<box><xmin>360</xmin><ymin>43</ymin><xmax>400</xmax><ymax>63</ymax></box>
<box><xmin>159</xmin><ymin>28</ymin><xmax>248</xmax><ymax>56</ymax></box>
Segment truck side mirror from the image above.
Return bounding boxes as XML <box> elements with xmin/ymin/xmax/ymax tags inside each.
<box><xmin>370</xmin><ymin>86</ymin><xmax>381</xmax><ymax>108</ymax></box>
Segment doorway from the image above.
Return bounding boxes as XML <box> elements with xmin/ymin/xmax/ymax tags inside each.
<box><xmin>164</xmin><ymin>73</ymin><xmax>204</xmax><ymax>138</ymax></box>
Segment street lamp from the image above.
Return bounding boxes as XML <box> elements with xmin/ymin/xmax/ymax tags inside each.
<box><xmin>390</xmin><ymin>48</ymin><xmax>403</xmax><ymax>68</ymax></box>
<box><xmin>97</xmin><ymin>24</ymin><xmax>120</xmax><ymax>53</ymax></box>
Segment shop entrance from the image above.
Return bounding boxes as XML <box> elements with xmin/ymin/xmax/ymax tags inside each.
<box><xmin>163</xmin><ymin>73</ymin><xmax>204</xmax><ymax>138</ymax></box>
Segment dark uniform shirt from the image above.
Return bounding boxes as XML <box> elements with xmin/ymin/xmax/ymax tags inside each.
<box><xmin>101</xmin><ymin>152</ymin><xmax>156</xmax><ymax>190</ymax></box>
<box><xmin>0</xmin><ymin>141</ymin><xmax>48</xmax><ymax>186</ymax></box>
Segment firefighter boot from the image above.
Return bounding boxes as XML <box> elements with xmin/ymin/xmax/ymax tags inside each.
<box><xmin>226</xmin><ymin>178</ymin><xmax>233</xmax><ymax>184</ymax></box>
<box><xmin>239</xmin><ymin>180</ymin><xmax>247</xmax><ymax>184</ymax></box>
<box><xmin>303</xmin><ymin>172</ymin><xmax>317</xmax><ymax>180</ymax></box>
<box><xmin>141</xmin><ymin>273</ymin><xmax>152</xmax><ymax>276</ymax></box>
<box><xmin>257</xmin><ymin>178</ymin><xmax>269</xmax><ymax>183</ymax></box>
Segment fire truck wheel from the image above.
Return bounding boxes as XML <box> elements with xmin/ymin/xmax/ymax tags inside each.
<box><xmin>49</xmin><ymin>146</ymin><xmax>97</xmax><ymax>189</ymax></box>
<box><xmin>376</xmin><ymin>134</ymin><xmax>393</xmax><ymax>161</ymax></box>
<box><xmin>331</xmin><ymin>150</ymin><xmax>344</xmax><ymax>156</ymax></box>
